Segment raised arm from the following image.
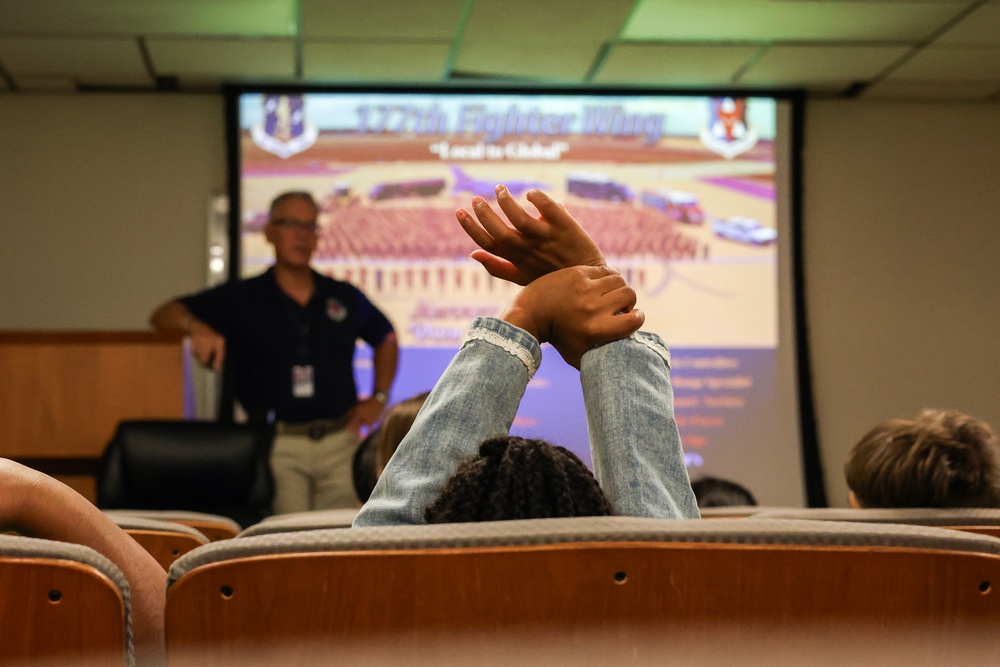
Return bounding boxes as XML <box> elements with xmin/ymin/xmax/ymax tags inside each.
<box><xmin>580</xmin><ymin>334</ymin><xmax>699</xmax><ymax>519</ymax></box>
<box><xmin>0</xmin><ymin>459</ymin><xmax>167</xmax><ymax>666</ymax></box>
<box><xmin>353</xmin><ymin>266</ymin><xmax>641</xmax><ymax>527</ymax></box>
<box><xmin>352</xmin><ymin>317</ymin><xmax>539</xmax><ymax>526</ymax></box>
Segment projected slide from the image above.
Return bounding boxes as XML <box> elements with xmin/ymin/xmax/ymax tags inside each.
<box><xmin>236</xmin><ymin>91</ymin><xmax>803</xmax><ymax>504</ymax></box>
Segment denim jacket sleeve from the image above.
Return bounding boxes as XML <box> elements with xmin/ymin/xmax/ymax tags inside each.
<box><xmin>580</xmin><ymin>332</ymin><xmax>700</xmax><ymax>519</ymax></box>
<box><xmin>353</xmin><ymin>316</ymin><xmax>541</xmax><ymax>527</ymax></box>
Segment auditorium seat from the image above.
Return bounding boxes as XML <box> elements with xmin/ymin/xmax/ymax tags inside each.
<box><xmin>697</xmin><ymin>505</ymin><xmax>772</xmax><ymax>518</ymax></box>
<box><xmin>750</xmin><ymin>507</ymin><xmax>1000</xmax><ymax>538</ymax></box>
<box><xmin>108</xmin><ymin>515</ymin><xmax>209</xmax><ymax>569</ymax></box>
<box><xmin>0</xmin><ymin>534</ymin><xmax>131</xmax><ymax>666</ymax></box>
<box><xmin>97</xmin><ymin>419</ymin><xmax>275</xmax><ymax>527</ymax></box>
<box><xmin>105</xmin><ymin>509</ymin><xmax>242</xmax><ymax>541</ymax></box>
<box><xmin>237</xmin><ymin>508</ymin><xmax>358</xmax><ymax>537</ymax></box>
<box><xmin>164</xmin><ymin>517</ymin><xmax>1000</xmax><ymax>665</ymax></box>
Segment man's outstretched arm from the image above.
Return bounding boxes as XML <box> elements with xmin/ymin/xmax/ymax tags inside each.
<box><xmin>149</xmin><ymin>298</ymin><xmax>226</xmax><ymax>370</ymax></box>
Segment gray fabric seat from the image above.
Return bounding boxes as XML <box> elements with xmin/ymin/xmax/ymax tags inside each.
<box><xmin>238</xmin><ymin>508</ymin><xmax>358</xmax><ymax>537</ymax></box>
<box><xmin>170</xmin><ymin>515</ymin><xmax>1000</xmax><ymax>584</ymax></box>
<box><xmin>105</xmin><ymin>509</ymin><xmax>242</xmax><ymax>539</ymax></box>
<box><xmin>750</xmin><ymin>507</ymin><xmax>1000</xmax><ymax>526</ymax></box>
<box><xmin>698</xmin><ymin>505</ymin><xmax>773</xmax><ymax>518</ymax></box>
<box><xmin>0</xmin><ymin>533</ymin><xmax>133</xmax><ymax>666</ymax></box>
<box><xmin>107</xmin><ymin>514</ymin><xmax>211</xmax><ymax>542</ymax></box>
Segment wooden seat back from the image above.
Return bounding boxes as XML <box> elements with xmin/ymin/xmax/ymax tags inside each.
<box><xmin>0</xmin><ymin>535</ymin><xmax>129</xmax><ymax>665</ymax></box>
<box><xmin>165</xmin><ymin>517</ymin><xmax>1000</xmax><ymax>665</ymax></box>
<box><xmin>106</xmin><ymin>509</ymin><xmax>241</xmax><ymax>541</ymax></box>
<box><xmin>110</xmin><ymin>515</ymin><xmax>209</xmax><ymax>569</ymax></box>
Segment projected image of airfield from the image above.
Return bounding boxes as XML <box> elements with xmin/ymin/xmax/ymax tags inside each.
<box><xmin>240</xmin><ymin>94</ymin><xmax>777</xmax><ymax>350</ymax></box>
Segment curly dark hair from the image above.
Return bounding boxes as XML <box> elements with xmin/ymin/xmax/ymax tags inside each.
<box><xmin>424</xmin><ymin>436</ymin><xmax>613</xmax><ymax>523</ymax></box>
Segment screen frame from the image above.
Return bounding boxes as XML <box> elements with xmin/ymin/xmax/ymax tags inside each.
<box><xmin>222</xmin><ymin>82</ymin><xmax>825</xmax><ymax>507</ymax></box>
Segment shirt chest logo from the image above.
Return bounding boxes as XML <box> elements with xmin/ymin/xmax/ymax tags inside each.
<box><xmin>326</xmin><ymin>298</ymin><xmax>348</xmax><ymax>322</ymax></box>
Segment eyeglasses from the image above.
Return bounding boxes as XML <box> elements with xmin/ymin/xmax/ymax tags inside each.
<box><xmin>271</xmin><ymin>218</ymin><xmax>320</xmax><ymax>233</ymax></box>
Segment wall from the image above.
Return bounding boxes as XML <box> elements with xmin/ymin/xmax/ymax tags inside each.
<box><xmin>803</xmin><ymin>101</ymin><xmax>1000</xmax><ymax>506</ymax></box>
<box><xmin>1</xmin><ymin>93</ymin><xmax>998</xmax><ymax>507</ymax></box>
<box><xmin>0</xmin><ymin>94</ymin><xmax>225</xmax><ymax>329</ymax></box>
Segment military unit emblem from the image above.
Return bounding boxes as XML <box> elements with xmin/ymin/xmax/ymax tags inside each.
<box><xmin>251</xmin><ymin>94</ymin><xmax>318</xmax><ymax>159</ymax></box>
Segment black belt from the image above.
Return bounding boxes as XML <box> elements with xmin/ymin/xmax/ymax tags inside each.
<box><xmin>276</xmin><ymin>417</ymin><xmax>349</xmax><ymax>441</ymax></box>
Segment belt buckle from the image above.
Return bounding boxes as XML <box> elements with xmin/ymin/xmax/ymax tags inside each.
<box><xmin>307</xmin><ymin>424</ymin><xmax>327</xmax><ymax>441</ymax></box>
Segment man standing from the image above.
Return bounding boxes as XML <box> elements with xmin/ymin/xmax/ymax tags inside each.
<box><xmin>150</xmin><ymin>191</ymin><xmax>398</xmax><ymax>513</ymax></box>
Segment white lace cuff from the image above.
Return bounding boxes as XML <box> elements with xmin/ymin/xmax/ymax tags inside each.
<box><xmin>463</xmin><ymin>327</ymin><xmax>539</xmax><ymax>379</ymax></box>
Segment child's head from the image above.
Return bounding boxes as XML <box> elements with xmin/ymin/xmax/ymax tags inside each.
<box><xmin>690</xmin><ymin>476</ymin><xmax>757</xmax><ymax>508</ymax></box>
<box><xmin>425</xmin><ymin>436</ymin><xmax>612</xmax><ymax>523</ymax></box>
<box><xmin>844</xmin><ymin>409</ymin><xmax>1000</xmax><ymax>508</ymax></box>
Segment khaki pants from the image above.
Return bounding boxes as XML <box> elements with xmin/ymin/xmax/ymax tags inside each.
<box><xmin>270</xmin><ymin>428</ymin><xmax>360</xmax><ymax>514</ymax></box>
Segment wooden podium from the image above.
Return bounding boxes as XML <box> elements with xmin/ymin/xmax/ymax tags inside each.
<box><xmin>0</xmin><ymin>331</ymin><xmax>186</xmax><ymax>501</ymax></box>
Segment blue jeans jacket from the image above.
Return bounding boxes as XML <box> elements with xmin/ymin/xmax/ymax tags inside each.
<box><xmin>354</xmin><ymin>316</ymin><xmax>699</xmax><ymax>526</ymax></box>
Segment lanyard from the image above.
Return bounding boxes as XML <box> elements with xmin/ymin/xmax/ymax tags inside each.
<box><xmin>283</xmin><ymin>294</ymin><xmax>316</xmax><ymax>363</ymax></box>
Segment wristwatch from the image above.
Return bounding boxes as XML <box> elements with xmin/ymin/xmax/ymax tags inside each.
<box><xmin>373</xmin><ymin>390</ymin><xmax>389</xmax><ymax>405</ymax></box>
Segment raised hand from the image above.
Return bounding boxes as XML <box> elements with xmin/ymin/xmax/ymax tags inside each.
<box><xmin>500</xmin><ymin>266</ymin><xmax>643</xmax><ymax>369</ymax></box>
<box><xmin>456</xmin><ymin>186</ymin><xmax>605</xmax><ymax>286</ymax></box>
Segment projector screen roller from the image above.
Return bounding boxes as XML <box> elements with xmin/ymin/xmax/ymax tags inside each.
<box><xmin>231</xmin><ymin>88</ymin><xmax>809</xmax><ymax>507</ymax></box>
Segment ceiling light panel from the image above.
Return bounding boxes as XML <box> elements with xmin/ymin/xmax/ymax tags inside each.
<box><xmin>461</xmin><ymin>0</ymin><xmax>635</xmax><ymax>44</ymax></box>
<box><xmin>0</xmin><ymin>38</ymin><xmax>150</xmax><ymax>86</ymax></box>
<box><xmin>301</xmin><ymin>0</ymin><xmax>465</xmax><ymax>39</ymax></box>
<box><xmin>146</xmin><ymin>39</ymin><xmax>296</xmax><ymax>81</ymax></box>
<box><xmin>741</xmin><ymin>45</ymin><xmax>910</xmax><ymax>86</ymax></box>
<box><xmin>0</xmin><ymin>0</ymin><xmax>296</xmax><ymax>37</ymax></box>
<box><xmin>622</xmin><ymin>0</ymin><xmax>963</xmax><ymax>42</ymax></box>
<box><xmin>303</xmin><ymin>42</ymin><xmax>451</xmax><ymax>82</ymax></box>
<box><xmin>594</xmin><ymin>43</ymin><xmax>760</xmax><ymax>86</ymax></box>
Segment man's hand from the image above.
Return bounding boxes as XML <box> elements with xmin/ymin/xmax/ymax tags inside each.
<box><xmin>346</xmin><ymin>397</ymin><xmax>385</xmax><ymax>435</ymax></box>
<box><xmin>456</xmin><ymin>186</ymin><xmax>605</xmax><ymax>286</ymax></box>
<box><xmin>188</xmin><ymin>321</ymin><xmax>226</xmax><ymax>370</ymax></box>
<box><xmin>501</xmin><ymin>266</ymin><xmax>644</xmax><ymax>369</ymax></box>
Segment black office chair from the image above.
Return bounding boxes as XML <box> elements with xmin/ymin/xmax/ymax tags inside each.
<box><xmin>97</xmin><ymin>420</ymin><xmax>275</xmax><ymax>526</ymax></box>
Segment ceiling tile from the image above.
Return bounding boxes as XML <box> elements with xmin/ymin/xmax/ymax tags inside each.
<box><xmin>594</xmin><ymin>43</ymin><xmax>759</xmax><ymax>86</ymax></box>
<box><xmin>462</xmin><ymin>0</ymin><xmax>634</xmax><ymax>44</ymax></box>
<box><xmin>0</xmin><ymin>0</ymin><xmax>296</xmax><ymax>37</ymax></box>
<box><xmin>147</xmin><ymin>38</ymin><xmax>295</xmax><ymax>81</ymax></box>
<box><xmin>741</xmin><ymin>45</ymin><xmax>910</xmax><ymax>87</ymax></box>
<box><xmin>623</xmin><ymin>0</ymin><xmax>964</xmax><ymax>42</ymax></box>
<box><xmin>13</xmin><ymin>76</ymin><xmax>79</xmax><ymax>93</ymax></box>
<box><xmin>301</xmin><ymin>0</ymin><xmax>464</xmax><ymax>39</ymax></box>
<box><xmin>454</xmin><ymin>41</ymin><xmax>602</xmax><ymax>82</ymax></box>
<box><xmin>888</xmin><ymin>46</ymin><xmax>1000</xmax><ymax>81</ymax></box>
<box><xmin>863</xmin><ymin>80</ymin><xmax>1000</xmax><ymax>101</ymax></box>
<box><xmin>303</xmin><ymin>42</ymin><xmax>451</xmax><ymax>82</ymax></box>
<box><xmin>0</xmin><ymin>38</ymin><xmax>151</xmax><ymax>86</ymax></box>
<box><xmin>935</xmin><ymin>3</ymin><xmax>1000</xmax><ymax>46</ymax></box>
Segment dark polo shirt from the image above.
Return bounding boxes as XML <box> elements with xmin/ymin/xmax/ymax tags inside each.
<box><xmin>180</xmin><ymin>267</ymin><xmax>394</xmax><ymax>423</ymax></box>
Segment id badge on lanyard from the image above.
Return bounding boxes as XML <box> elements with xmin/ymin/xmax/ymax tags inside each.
<box><xmin>289</xmin><ymin>296</ymin><xmax>315</xmax><ymax>399</ymax></box>
<box><xmin>292</xmin><ymin>364</ymin><xmax>315</xmax><ymax>398</ymax></box>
